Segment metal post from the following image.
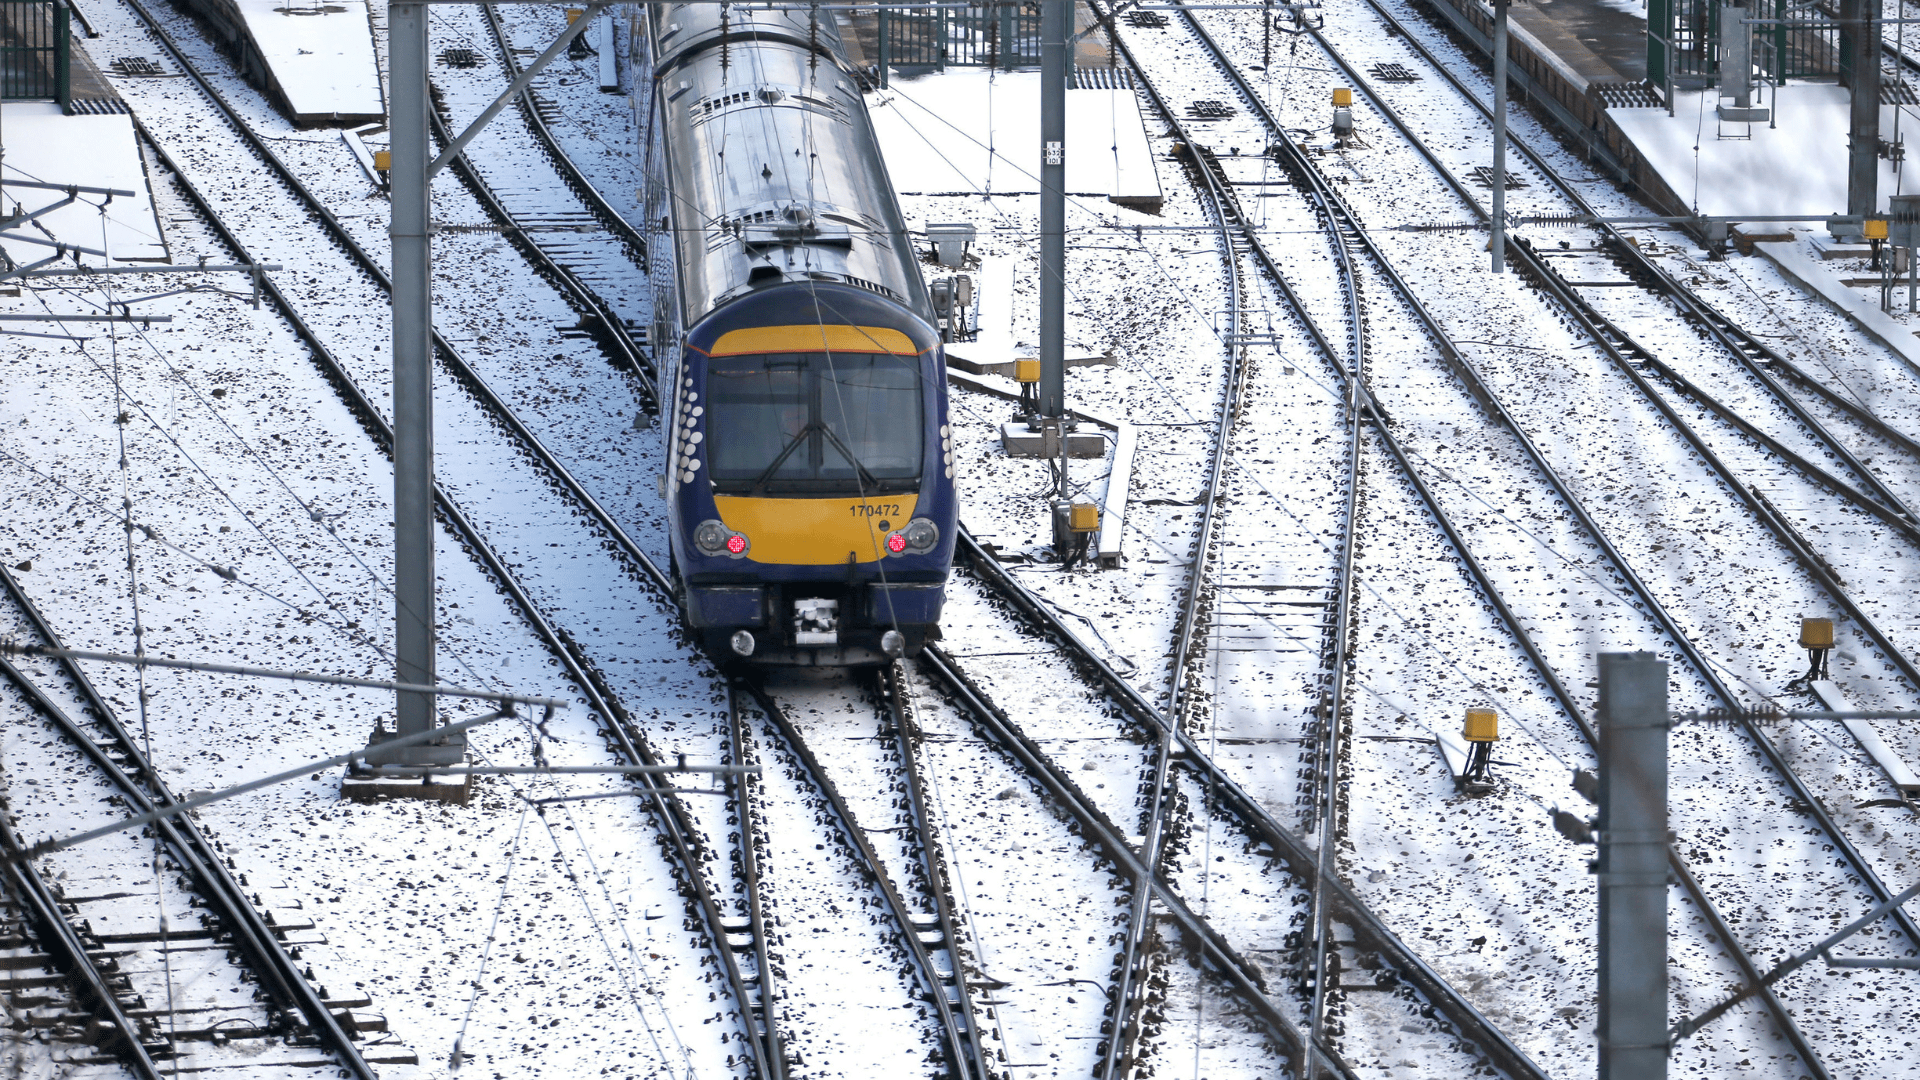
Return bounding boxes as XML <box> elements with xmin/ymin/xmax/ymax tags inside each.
<box><xmin>1841</xmin><ymin>0</ymin><xmax>1881</xmax><ymax>221</ymax></box>
<box><xmin>1648</xmin><ymin>0</ymin><xmax>1668</xmax><ymax>94</ymax></box>
<box><xmin>385</xmin><ymin>2</ymin><xmax>453</xmax><ymax>765</ymax></box>
<box><xmin>1596</xmin><ymin>651</ymin><xmax>1669</xmax><ymax>1080</ymax></box>
<box><xmin>1491</xmin><ymin>0</ymin><xmax>1509</xmax><ymax>274</ymax></box>
<box><xmin>878</xmin><ymin>1</ymin><xmax>889</xmax><ymax>88</ymax></box>
<box><xmin>1002</xmin><ymin>0</ymin><xmax>1017</xmax><ymax>70</ymax></box>
<box><xmin>1041</xmin><ymin>0</ymin><xmax>1068</xmax><ymax>512</ymax></box>
<box><xmin>54</xmin><ymin>1</ymin><xmax>71</xmax><ymax>114</ymax></box>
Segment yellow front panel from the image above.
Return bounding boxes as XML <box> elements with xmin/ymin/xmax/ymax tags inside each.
<box><xmin>714</xmin><ymin>494</ymin><xmax>922</xmax><ymax>565</ymax></box>
<box><xmin>708</xmin><ymin>324</ymin><xmax>922</xmax><ymax>357</ymax></box>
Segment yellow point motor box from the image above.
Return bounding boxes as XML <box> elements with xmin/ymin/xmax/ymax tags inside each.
<box><xmin>1865</xmin><ymin>218</ymin><xmax>1890</xmax><ymax>241</ymax></box>
<box><xmin>1463</xmin><ymin>708</ymin><xmax>1499</xmax><ymax>743</ymax></box>
<box><xmin>1332</xmin><ymin>88</ymin><xmax>1353</xmax><ymax>107</ymax></box>
<box><xmin>1069</xmin><ymin>501</ymin><xmax>1100</xmax><ymax>533</ymax></box>
<box><xmin>1800</xmin><ymin>617</ymin><xmax>1835</xmax><ymax>649</ymax></box>
<box><xmin>373</xmin><ymin>150</ymin><xmax>392</xmax><ymax>172</ymax></box>
<box><xmin>1014</xmin><ymin>358</ymin><xmax>1042</xmax><ymax>383</ymax></box>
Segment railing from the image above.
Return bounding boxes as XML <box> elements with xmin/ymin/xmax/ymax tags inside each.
<box><xmin>1651</xmin><ymin>0</ymin><xmax>1841</xmax><ymax>91</ymax></box>
<box><xmin>877</xmin><ymin>2</ymin><xmax>1044</xmax><ymax>71</ymax></box>
<box><xmin>0</xmin><ymin>0</ymin><xmax>70</xmax><ymax>107</ymax></box>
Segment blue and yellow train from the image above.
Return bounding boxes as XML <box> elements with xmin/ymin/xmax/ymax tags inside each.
<box><xmin>640</xmin><ymin>3</ymin><xmax>955</xmax><ymax>664</ymax></box>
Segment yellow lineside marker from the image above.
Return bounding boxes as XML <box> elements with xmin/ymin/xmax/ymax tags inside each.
<box><xmin>1800</xmin><ymin>617</ymin><xmax>1835</xmax><ymax>649</ymax></box>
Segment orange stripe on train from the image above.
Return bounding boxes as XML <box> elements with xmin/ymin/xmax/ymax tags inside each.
<box><xmin>703</xmin><ymin>324</ymin><xmax>926</xmax><ymax>357</ymax></box>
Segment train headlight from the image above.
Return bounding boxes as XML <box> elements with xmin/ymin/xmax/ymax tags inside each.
<box><xmin>693</xmin><ymin>519</ymin><xmax>730</xmax><ymax>555</ymax></box>
<box><xmin>901</xmin><ymin>518</ymin><xmax>939</xmax><ymax>553</ymax></box>
<box><xmin>885</xmin><ymin>532</ymin><xmax>908</xmax><ymax>554</ymax></box>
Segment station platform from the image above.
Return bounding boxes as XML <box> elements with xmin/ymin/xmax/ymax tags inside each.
<box><xmin>865</xmin><ymin>68</ymin><xmax>1163</xmax><ymax>206</ymax></box>
<box><xmin>174</xmin><ymin>0</ymin><xmax>383</xmax><ymax>127</ymax></box>
<box><xmin>1</xmin><ymin>101</ymin><xmax>168</xmax><ymax>265</ymax></box>
<box><xmin>1423</xmin><ymin>0</ymin><xmax>1903</xmax><ymax>221</ymax></box>
<box><xmin>1608</xmin><ymin>86</ymin><xmax>1907</xmax><ymax>219</ymax></box>
<box><xmin>835</xmin><ymin>2</ymin><xmax>1160</xmax><ymax>207</ymax></box>
<box><xmin>1506</xmin><ymin>0</ymin><xmax>1646</xmax><ymax>85</ymax></box>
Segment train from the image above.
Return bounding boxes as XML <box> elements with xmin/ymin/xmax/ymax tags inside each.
<box><xmin>639</xmin><ymin>2</ymin><xmax>956</xmax><ymax>665</ymax></box>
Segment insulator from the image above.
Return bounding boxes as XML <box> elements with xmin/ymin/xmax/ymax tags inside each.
<box><xmin>808</xmin><ymin>2</ymin><xmax>819</xmax><ymax>73</ymax></box>
<box><xmin>1518</xmin><ymin>212</ymin><xmax>1589</xmax><ymax>227</ymax></box>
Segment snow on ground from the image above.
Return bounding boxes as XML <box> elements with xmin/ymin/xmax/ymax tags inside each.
<box><xmin>0</xmin><ymin>102</ymin><xmax>168</xmax><ymax>264</ymax></box>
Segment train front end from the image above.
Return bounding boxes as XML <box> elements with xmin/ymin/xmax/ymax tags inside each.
<box><xmin>669</xmin><ymin>287</ymin><xmax>954</xmax><ymax>665</ymax></box>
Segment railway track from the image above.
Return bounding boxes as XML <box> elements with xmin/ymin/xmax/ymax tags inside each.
<box><xmin>77</xmin><ymin>0</ymin><xmax>796</xmax><ymax>1069</ymax></box>
<box><xmin>0</xmin><ymin>709</ymin><xmax>161</xmax><ymax>1080</ymax></box>
<box><xmin>1277</xmin><ymin>0</ymin><xmax>1920</xmax><ymax>936</ymax></box>
<box><xmin>429</xmin><ymin>1</ymin><xmax>658</xmax><ymax>409</ymax></box>
<box><xmin>736</xmin><ymin>672</ymin><xmax>990</xmax><ymax>1079</ymax></box>
<box><xmin>1149</xmin><ymin>0</ymin><xmax>1920</xmax><ymax>1071</ymax></box>
<box><xmin>0</xmin><ymin>562</ymin><xmax>383</xmax><ymax>1078</ymax></box>
<box><xmin>89</xmin><ymin>11</ymin><xmax>1024</xmax><ymax>1074</ymax></box>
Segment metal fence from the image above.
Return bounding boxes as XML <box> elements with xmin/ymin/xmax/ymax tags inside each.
<box><xmin>877</xmin><ymin>2</ymin><xmax>1044</xmax><ymax>70</ymax></box>
<box><xmin>1651</xmin><ymin>0</ymin><xmax>1839</xmax><ymax>90</ymax></box>
<box><xmin>1</xmin><ymin>0</ymin><xmax>70</xmax><ymax>105</ymax></box>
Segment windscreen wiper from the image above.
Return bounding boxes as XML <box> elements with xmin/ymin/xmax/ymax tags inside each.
<box><xmin>815</xmin><ymin>424</ymin><xmax>882</xmax><ymax>491</ymax></box>
<box><xmin>749</xmin><ymin>422</ymin><xmax>820</xmax><ymax>495</ymax></box>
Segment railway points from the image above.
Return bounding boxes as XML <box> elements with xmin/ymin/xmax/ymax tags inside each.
<box><xmin>11</xmin><ymin>0</ymin><xmax>1920</xmax><ymax>1077</ymax></box>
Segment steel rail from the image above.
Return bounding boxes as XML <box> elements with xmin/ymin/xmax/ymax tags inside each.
<box><xmin>1398</xmin><ymin>0</ymin><xmax>1920</xmax><ymax>472</ymax></box>
<box><xmin>877</xmin><ymin>661</ymin><xmax>989</xmax><ymax>1080</ymax></box>
<box><xmin>478</xmin><ymin>4</ymin><xmax>652</xmax><ymax>259</ymax></box>
<box><xmin>0</xmin><ymin>559</ymin><xmax>374</xmax><ymax>1077</ymax></box>
<box><xmin>1194</xmin><ymin>0</ymin><xmax>1920</xmax><ymax>1056</ymax></box>
<box><xmin>736</xmin><ymin>678</ymin><xmax>985</xmax><ymax>1080</ymax></box>
<box><xmin>1396</xmin><ymin>0</ymin><xmax>1920</xmax><ymax>497</ymax></box>
<box><xmin>913</xmin><ymin>644</ymin><xmax>1346</xmax><ymax>1077</ymax></box>
<box><xmin>1084</xmin><ymin>14</ymin><xmax>1268</xmax><ymax>1070</ymax></box>
<box><xmin>1063</xmin><ymin>8</ymin><xmax>1557</xmax><ymax>1077</ymax></box>
<box><xmin>0</xmin><ymin>662</ymin><xmax>161</xmax><ymax>1080</ymax></box>
<box><xmin>1515</xmin><ymin>243</ymin><xmax>1920</xmax><ymax>957</ymax></box>
<box><xmin>1300</xmin><ymin>4</ymin><xmax>1920</xmax><ymax>541</ymax></box>
<box><xmin>121</xmin><ymin>0</ymin><xmax>664</xmax><ymax>544</ymax></box>
<box><xmin>1185</xmin><ymin>0</ymin><xmax>1920</xmax><ymax>962</ymax></box>
<box><xmin>722</xmin><ymin>682</ymin><xmax>789</xmax><ymax>1079</ymax></box>
<box><xmin>957</xmin><ymin>527</ymin><xmax>1547</xmax><ymax>1080</ymax></box>
<box><xmin>1269</xmin><ymin>2</ymin><xmax>1920</xmax><ymax>700</ymax></box>
<box><xmin>117</xmin><ymin>7</ymin><xmax>770</xmax><ymax>1067</ymax></box>
<box><xmin>1172</xmin><ymin>7</ymin><xmax>1868</xmax><ymax>1072</ymax></box>
<box><xmin>426</xmin><ymin>69</ymin><xmax>658</xmax><ymax>411</ymax></box>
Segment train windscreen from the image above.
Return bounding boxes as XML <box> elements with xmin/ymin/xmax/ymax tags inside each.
<box><xmin>706</xmin><ymin>351</ymin><xmax>923</xmax><ymax>494</ymax></box>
